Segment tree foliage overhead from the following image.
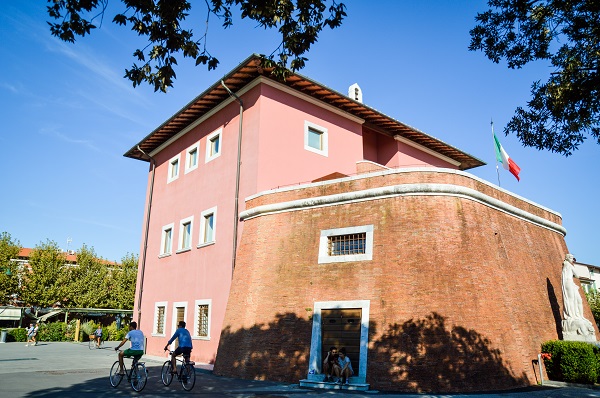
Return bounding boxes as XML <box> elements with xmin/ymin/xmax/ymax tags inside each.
<box><xmin>469</xmin><ymin>0</ymin><xmax>600</xmax><ymax>156</ymax></box>
<box><xmin>46</xmin><ymin>0</ymin><xmax>346</xmax><ymax>92</ymax></box>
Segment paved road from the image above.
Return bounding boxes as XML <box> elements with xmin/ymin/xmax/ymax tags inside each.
<box><xmin>1</xmin><ymin>341</ymin><xmax>599</xmax><ymax>397</ymax></box>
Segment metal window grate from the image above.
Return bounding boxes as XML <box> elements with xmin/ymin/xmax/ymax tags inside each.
<box><xmin>328</xmin><ymin>233</ymin><xmax>366</xmax><ymax>256</ymax></box>
<box><xmin>156</xmin><ymin>306</ymin><xmax>165</xmax><ymax>334</ymax></box>
<box><xmin>197</xmin><ymin>305</ymin><xmax>209</xmax><ymax>337</ymax></box>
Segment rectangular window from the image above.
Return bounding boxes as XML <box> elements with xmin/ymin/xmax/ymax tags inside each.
<box><xmin>185</xmin><ymin>143</ymin><xmax>199</xmax><ymax>174</ymax></box>
<box><xmin>205</xmin><ymin>128</ymin><xmax>222</xmax><ymax>163</ymax></box>
<box><xmin>318</xmin><ymin>225</ymin><xmax>373</xmax><ymax>264</ymax></box>
<box><xmin>328</xmin><ymin>233</ymin><xmax>366</xmax><ymax>256</ymax></box>
<box><xmin>160</xmin><ymin>223</ymin><xmax>174</xmax><ymax>256</ymax></box>
<box><xmin>153</xmin><ymin>302</ymin><xmax>167</xmax><ymax>336</ymax></box>
<box><xmin>193</xmin><ymin>299</ymin><xmax>211</xmax><ymax>339</ymax></box>
<box><xmin>178</xmin><ymin>216</ymin><xmax>194</xmax><ymax>252</ymax></box>
<box><xmin>169</xmin><ymin>301</ymin><xmax>188</xmax><ymax>348</ymax></box>
<box><xmin>199</xmin><ymin>207</ymin><xmax>217</xmax><ymax>246</ymax></box>
<box><xmin>168</xmin><ymin>154</ymin><xmax>181</xmax><ymax>183</ymax></box>
<box><xmin>304</xmin><ymin>121</ymin><xmax>328</xmax><ymax>157</ymax></box>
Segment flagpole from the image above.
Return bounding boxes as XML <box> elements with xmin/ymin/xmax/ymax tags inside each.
<box><xmin>492</xmin><ymin>119</ymin><xmax>501</xmax><ymax>187</ymax></box>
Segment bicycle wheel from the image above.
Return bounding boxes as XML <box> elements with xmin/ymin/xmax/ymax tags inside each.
<box><xmin>109</xmin><ymin>361</ymin><xmax>123</xmax><ymax>387</ymax></box>
<box><xmin>180</xmin><ymin>363</ymin><xmax>196</xmax><ymax>391</ymax></box>
<box><xmin>130</xmin><ymin>363</ymin><xmax>148</xmax><ymax>392</ymax></box>
<box><xmin>89</xmin><ymin>339</ymin><xmax>94</xmax><ymax>350</ymax></box>
<box><xmin>161</xmin><ymin>360</ymin><xmax>174</xmax><ymax>386</ymax></box>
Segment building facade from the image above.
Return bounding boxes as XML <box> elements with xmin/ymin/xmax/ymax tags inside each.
<box><xmin>125</xmin><ymin>54</ymin><xmax>594</xmax><ymax>392</ymax></box>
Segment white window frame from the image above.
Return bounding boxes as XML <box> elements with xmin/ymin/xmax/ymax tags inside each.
<box><xmin>185</xmin><ymin>142</ymin><xmax>200</xmax><ymax>174</ymax></box>
<box><xmin>318</xmin><ymin>225</ymin><xmax>373</xmax><ymax>264</ymax></box>
<box><xmin>152</xmin><ymin>301</ymin><xmax>168</xmax><ymax>336</ymax></box>
<box><xmin>198</xmin><ymin>206</ymin><xmax>217</xmax><ymax>247</ymax></box>
<box><xmin>177</xmin><ymin>216</ymin><xmax>194</xmax><ymax>253</ymax></box>
<box><xmin>160</xmin><ymin>223</ymin><xmax>174</xmax><ymax>257</ymax></box>
<box><xmin>168</xmin><ymin>301</ymin><xmax>188</xmax><ymax>350</ymax></box>
<box><xmin>304</xmin><ymin>121</ymin><xmax>328</xmax><ymax>157</ymax></box>
<box><xmin>167</xmin><ymin>154</ymin><xmax>181</xmax><ymax>183</ymax></box>
<box><xmin>205</xmin><ymin>128</ymin><xmax>222</xmax><ymax>163</ymax></box>
<box><xmin>193</xmin><ymin>299</ymin><xmax>212</xmax><ymax>340</ymax></box>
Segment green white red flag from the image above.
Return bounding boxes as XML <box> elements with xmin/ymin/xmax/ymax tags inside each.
<box><xmin>493</xmin><ymin>133</ymin><xmax>521</xmax><ymax>181</ymax></box>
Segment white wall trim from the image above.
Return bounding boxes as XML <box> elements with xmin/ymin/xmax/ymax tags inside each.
<box><xmin>240</xmin><ymin>182</ymin><xmax>566</xmax><ymax>236</ymax></box>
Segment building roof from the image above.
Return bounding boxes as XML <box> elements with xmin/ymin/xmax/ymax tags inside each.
<box><xmin>124</xmin><ymin>54</ymin><xmax>485</xmax><ymax>170</ymax></box>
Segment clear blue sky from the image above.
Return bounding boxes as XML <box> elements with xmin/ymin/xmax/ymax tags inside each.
<box><xmin>1</xmin><ymin>1</ymin><xmax>597</xmax><ymax>265</ymax></box>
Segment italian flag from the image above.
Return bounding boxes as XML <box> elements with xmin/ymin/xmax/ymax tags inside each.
<box><xmin>493</xmin><ymin>133</ymin><xmax>521</xmax><ymax>181</ymax></box>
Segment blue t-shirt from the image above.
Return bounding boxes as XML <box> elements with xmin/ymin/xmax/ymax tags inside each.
<box><xmin>126</xmin><ymin>329</ymin><xmax>145</xmax><ymax>351</ymax></box>
<box><xmin>168</xmin><ymin>327</ymin><xmax>193</xmax><ymax>348</ymax></box>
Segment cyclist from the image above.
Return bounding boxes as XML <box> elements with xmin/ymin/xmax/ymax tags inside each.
<box><xmin>94</xmin><ymin>325</ymin><xmax>103</xmax><ymax>348</ymax></box>
<box><xmin>114</xmin><ymin>322</ymin><xmax>145</xmax><ymax>375</ymax></box>
<box><xmin>164</xmin><ymin>321</ymin><xmax>193</xmax><ymax>373</ymax></box>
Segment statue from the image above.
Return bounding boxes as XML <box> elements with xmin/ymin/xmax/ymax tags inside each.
<box><xmin>561</xmin><ymin>254</ymin><xmax>596</xmax><ymax>341</ymax></box>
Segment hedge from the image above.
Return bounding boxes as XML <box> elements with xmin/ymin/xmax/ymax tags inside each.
<box><xmin>542</xmin><ymin>340</ymin><xmax>600</xmax><ymax>384</ymax></box>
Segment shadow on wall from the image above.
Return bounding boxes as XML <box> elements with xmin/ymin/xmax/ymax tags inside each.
<box><xmin>373</xmin><ymin>312</ymin><xmax>529</xmax><ymax>392</ymax></box>
<box><xmin>547</xmin><ymin>278</ymin><xmax>563</xmax><ymax>339</ymax></box>
<box><xmin>215</xmin><ymin>311</ymin><xmax>530</xmax><ymax>393</ymax></box>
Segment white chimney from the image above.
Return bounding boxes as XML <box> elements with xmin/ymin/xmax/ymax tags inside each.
<box><xmin>348</xmin><ymin>83</ymin><xmax>362</xmax><ymax>103</ymax></box>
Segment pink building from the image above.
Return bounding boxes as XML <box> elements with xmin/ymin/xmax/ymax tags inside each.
<box><xmin>125</xmin><ymin>55</ymin><xmax>483</xmax><ymax>365</ymax></box>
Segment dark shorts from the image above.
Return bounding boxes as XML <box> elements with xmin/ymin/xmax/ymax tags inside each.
<box><xmin>123</xmin><ymin>349</ymin><xmax>144</xmax><ymax>357</ymax></box>
<box><xmin>173</xmin><ymin>346</ymin><xmax>192</xmax><ymax>357</ymax></box>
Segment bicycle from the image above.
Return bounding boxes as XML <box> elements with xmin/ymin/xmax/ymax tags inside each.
<box><xmin>109</xmin><ymin>352</ymin><xmax>148</xmax><ymax>392</ymax></box>
<box><xmin>161</xmin><ymin>350</ymin><xmax>196</xmax><ymax>391</ymax></box>
<box><xmin>88</xmin><ymin>334</ymin><xmax>105</xmax><ymax>350</ymax></box>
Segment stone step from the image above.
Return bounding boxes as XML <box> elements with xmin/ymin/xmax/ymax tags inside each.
<box><xmin>299</xmin><ymin>378</ymin><xmax>370</xmax><ymax>391</ymax></box>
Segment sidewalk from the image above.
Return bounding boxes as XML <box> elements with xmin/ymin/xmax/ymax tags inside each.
<box><xmin>1</xmin><ymin>341</ymin><xmax>599</xmax><ymax>397</ymax></box>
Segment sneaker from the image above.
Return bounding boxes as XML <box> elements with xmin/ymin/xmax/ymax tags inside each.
<box><xmin>344</xmin><ymin>380</ymin><xmax>350</xmax><ymax>385</ymax></box>
<box><xmin>335</xmin><ymin>378</ymin><xmax>342</xmax><ymax>384</ymax></box>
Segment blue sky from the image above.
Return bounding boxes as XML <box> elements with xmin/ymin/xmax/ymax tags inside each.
<box><xmin>1</xmin><ymin>1</ymin><xmax>597</xmax><ymax>265</ymax></box>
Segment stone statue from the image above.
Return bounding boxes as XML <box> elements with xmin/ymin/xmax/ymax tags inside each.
<box><xmin>561</xmin><ymin>253</ymin><xmax>596</xmax><ymax>341</ymax></box>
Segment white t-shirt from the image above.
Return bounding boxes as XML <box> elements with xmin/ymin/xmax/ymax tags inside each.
<box><xmin>126</xmin><ymin>329</ymin><xmax>145</xmax><ymax>351</ymax></box>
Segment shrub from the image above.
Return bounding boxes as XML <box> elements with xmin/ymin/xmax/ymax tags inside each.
<box><xmin>38</xmin><ymin>322</ymin><xmax>69</xmax><ymax>342</ymax></box>
<box><xmin>105</xmin><ymin>321</ymin><xmax>126</xmax><ymax>341</ymax></box>
<box><xmin>7</xmin><ymin>328</ymin><xmax>27</xmax><ymax>342</ymax></box>
<box><xmin>542</xmin><ymin>340</ymin><xmax>600</xmax><ymax>384</ymax></box>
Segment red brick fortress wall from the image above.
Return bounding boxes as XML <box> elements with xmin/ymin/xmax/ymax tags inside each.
<box><xmin>214</xmin><ymin>168</ymin><xmax>595</xmax><ymax>393</ymax></box>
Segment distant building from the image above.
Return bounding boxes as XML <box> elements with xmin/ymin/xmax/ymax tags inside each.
<box><xmin>125</xmin><ymin>54</ymin><xmax>595</xmax><ymax>393</ymax></box>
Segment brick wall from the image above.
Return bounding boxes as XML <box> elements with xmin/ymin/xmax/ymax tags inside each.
<box><xmin>214</xmin><ymin>170</ymin><xmax>592</xmax><ymax>393</ymax></box>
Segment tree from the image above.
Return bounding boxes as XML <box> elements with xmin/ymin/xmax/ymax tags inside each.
<box><xmin>47</xmin><ymin>0</ymin><xmax>347</xmax><ymax>93</ymax></box>
<box><xmin>586</xmin><ymin>290</ymin><xmax>600</xmax><ymax>328</ymax></box>
<box><xmin>20</xmin><ymin>240</ymin><xmax>69</xmax><ymax>309</ymax></box>
<box><xmin>106</xmin><ymin>252</ymin><xmax>138</xmax><ymax>309</ymax></box>
<box><xmin>469</xmin><ymin>0</ymin><xmax>600</xmax><ymax>156</ymax></box>
<box><xmin>64</xmin><ymin>245</ymin><xmax>111</xmax><ymax>308</ymax></box>
<box><xmin>0</xmin><ymin>232</ymin><xmax>22</xmax><ymax>305</ymax></box>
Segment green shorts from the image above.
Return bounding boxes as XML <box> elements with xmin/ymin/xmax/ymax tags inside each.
<box><xmin>123</xmin><ymin>349</ymin><xmax>144</xmax><ymax>357</ymax></box>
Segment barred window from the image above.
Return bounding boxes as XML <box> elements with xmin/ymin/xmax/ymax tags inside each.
<box><xmin>328</xmin><ymin>233</ymin><xmax>366</xmax><ymax>256</ymax></box>
<box><xmin>318</xmin><ymin>225</ymin><xmax>373</xmax><ymax>264</ymax></box>
<box><xmin>156</xmin><ymin>306</ymin><xmax>165</xmax><ymax>334</ymax></box>
<box><xmin>197</xmin><ymin>304</ymin><xmax>209</xmax><ymax>337</ymax></box>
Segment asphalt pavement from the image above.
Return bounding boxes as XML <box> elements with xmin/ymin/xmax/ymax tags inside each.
<box><xmin>1</xmin><ymin>341</ymin><xmax>599</xmax><ymax>397</ymax></box>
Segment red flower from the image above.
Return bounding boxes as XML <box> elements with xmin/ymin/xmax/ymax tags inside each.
<box><xmin>541</xmin><ymin>353</ymin><xmax>552</xmax><ymax>360</ymax></box>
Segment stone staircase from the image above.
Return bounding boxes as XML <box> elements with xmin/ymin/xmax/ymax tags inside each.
<box><xmin>299</xmin><ymin>376</ymin><xmax>370</xmax><ymax>391</ymax></box>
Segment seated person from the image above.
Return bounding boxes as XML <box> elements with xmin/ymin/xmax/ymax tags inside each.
<box><xmin>322</xmin><ymin>346</ymin><xmax>341</xmax><ymax>382</ymax></box>
<box><xmin>337</xmin><ymin>347</ymin><xmax>354</xmax><ymax>385</ymax></box>
<box><xmin>114</xmin><ymin>322</ymin><xmax>144</xmax><ymax>374</ymax></box>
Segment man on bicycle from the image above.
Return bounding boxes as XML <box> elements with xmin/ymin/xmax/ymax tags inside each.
<box><xmin>114</xmin><ymin>321</ymin><xmax>145</xmax><ymax>375</ymax></box>
<box><xmin>164</xmin><ymin>321</ymin><xmax>193</xmax><ymax>374</ymax></box>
